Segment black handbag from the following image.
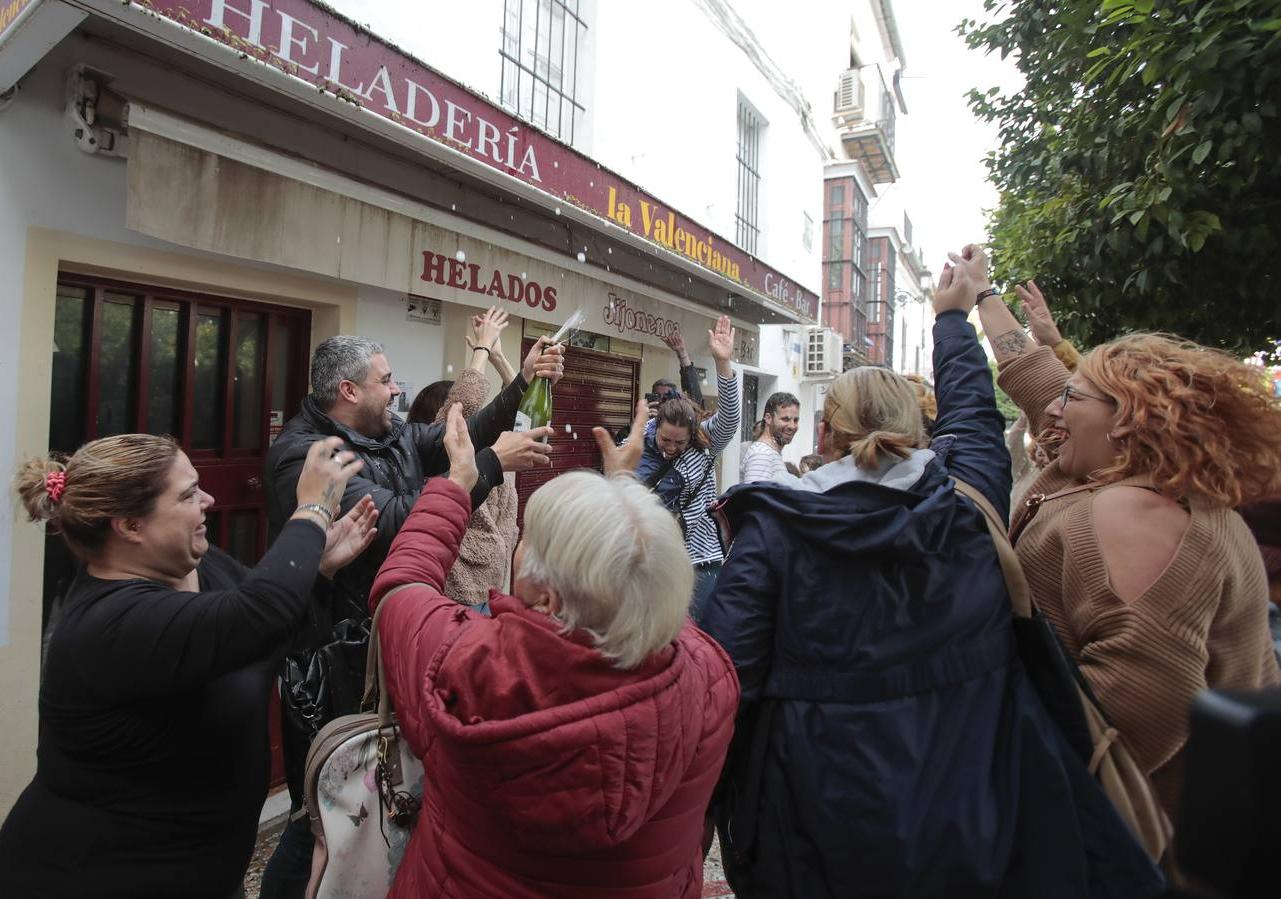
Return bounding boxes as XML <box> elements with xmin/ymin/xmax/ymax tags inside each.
<box><xmin>281</xmin><ymin>617</ymin><xmax>371</xmax><ymax>736</ymax></box>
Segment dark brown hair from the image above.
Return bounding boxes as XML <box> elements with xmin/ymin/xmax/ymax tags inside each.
<box><xmin>14</xmin><ymin>434</ymin><xmax>180</xmax><ymax>560</ymax></box>
<box><xmin>408</xmin><ymin>380</ymin><xmax>453</xmax><ymax>425</ymax></box>
<box><xmin>655</xmin><ymin>395</ymin><xmax>710</xmax><ymax>451</ymax></box>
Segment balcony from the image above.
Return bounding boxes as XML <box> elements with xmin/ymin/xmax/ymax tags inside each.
<box><xmin>840</xmin><ymin>118</ymin><xmax>898</xmax><ymax>184</ymax></box>
<box><xmin>833</xmin><ymin>65</ymin><xmax>900</xmax><ymax>184</ymax></box>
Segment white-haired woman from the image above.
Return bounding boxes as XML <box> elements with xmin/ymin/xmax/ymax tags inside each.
<box><xmin>367</xmin><ymin>403</ymin><xmax>740</xmax><ymax>899</ymax></box>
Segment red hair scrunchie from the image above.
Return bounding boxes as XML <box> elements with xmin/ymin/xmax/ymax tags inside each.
<box><xmin>45</xmin><ymin>471</ymin><xmax>66</xmax><ymax>504</ymax></box>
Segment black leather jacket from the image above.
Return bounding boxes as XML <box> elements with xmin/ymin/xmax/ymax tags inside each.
<box><xmin>264</xmin><ymin>376</ymin><xmax>525</xmax><ymax>636</ymax></box>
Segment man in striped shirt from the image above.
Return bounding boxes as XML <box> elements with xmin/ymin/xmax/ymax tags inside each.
<box><xmin>739</xmin><ymin>392</ymin><xmax>800</xmax><ymax>484</ymax></box>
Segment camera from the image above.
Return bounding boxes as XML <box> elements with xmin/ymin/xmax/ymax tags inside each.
<box><xmin>644</xmin><ymin>392</ymin><xmax>662</xmax><ymax>403</ymax></box>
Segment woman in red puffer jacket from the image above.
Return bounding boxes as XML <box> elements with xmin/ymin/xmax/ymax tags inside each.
<box><xmin>370</xmin><ymin>402</ymin><xmax>739</xmax><ymax>899</ymax></box>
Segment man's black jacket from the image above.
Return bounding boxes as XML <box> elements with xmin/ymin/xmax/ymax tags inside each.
<box><xmin>264</xmin><ymin>375</ymin><xmax>525</xmax><ymax>635</ymax></box>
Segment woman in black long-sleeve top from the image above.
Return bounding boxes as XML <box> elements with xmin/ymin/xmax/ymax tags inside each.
<box><xmin>0</xmin><ymin>433</ymin><xmax>377</xmax><ymax>899</ymax></box>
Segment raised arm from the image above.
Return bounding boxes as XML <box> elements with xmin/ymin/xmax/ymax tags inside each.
<box><xmin>929</xmin><ymin>254</ymin><xmax>1012</xmax><ymax>516</ymax></box>
<box><xmin>947</xmin><ymin>245</ymin><xmax>1032</xmax><ymax>366</ymax></box>
<box><xmin>371</xmin><ymin>406</ymin><xmax>486</xmax><ymax>752</ymax></box>
<box><xmin>409</xmin><ymin>337</ymin><xmax>562</xmax><ymax>507</ymax></box>
<box><xmin>467</xmin><ymin>306</ymin><xmax>518</xmax><ymax>386</ymax></box>
<box><xmin>702</xmin><ymin>316</ymin><xmax>742</xmax><ymax>454</ymax></box>
<box><xmin>663</xmin><ymin>329</ymin><xmax>705</xmax><ymax>408</ymax></box>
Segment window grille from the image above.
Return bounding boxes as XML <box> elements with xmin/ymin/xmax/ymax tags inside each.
<box><xmin>500</xmin><ymin>0</ymin><xmax>587</xmax><ymax>143</ymax></box>
<box><xmin>736</xmin><ymin>98</ymin><xmax>764</xmax><ymax>254</ymax></box>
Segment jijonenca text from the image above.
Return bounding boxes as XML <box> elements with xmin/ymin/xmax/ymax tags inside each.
<box><xmin>603</xmin><ymin>294</ymin><xmax>679</xmax><ymax>339</ymax></box>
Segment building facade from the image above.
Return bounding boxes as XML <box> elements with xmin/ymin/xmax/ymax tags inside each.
<box><xmin>818</xmin><ymin>0</ymin><xmax>933</xmax><ymax>381</ymax></box>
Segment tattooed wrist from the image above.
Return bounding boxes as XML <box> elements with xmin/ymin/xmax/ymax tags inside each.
<box><xmin>992</xmin><ymin>329</ymin><xmax>1030</xmax><ymax>358</ymax></box>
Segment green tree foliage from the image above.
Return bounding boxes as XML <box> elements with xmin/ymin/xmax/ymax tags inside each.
<box><xmin>961</xmin><ymin>0</ymin><xmax>1281</xmax><ymax>353</ymax></box>
<box><xmin>988</xmin><ymin>358</ymin><xmax>1022</xmax><ymax>424</ymax></box>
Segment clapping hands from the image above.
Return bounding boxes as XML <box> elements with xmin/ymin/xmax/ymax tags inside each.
<box><xmin>934</xmin><ymin>244</ymin><xmax>993</xmax><ymax>315</ymax></box>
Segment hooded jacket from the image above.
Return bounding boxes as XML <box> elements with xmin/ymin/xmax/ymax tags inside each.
<box><xmin>699</xmin><ymin>311</ymin><xmax>1165</xmax><ymax>898</ymax></box>
<box><xmin>370</xmin><ymin>478</ymin><xmax>740</xmax><ymax>898</ymax></box>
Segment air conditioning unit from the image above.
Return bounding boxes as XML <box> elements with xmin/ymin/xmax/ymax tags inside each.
<box><xmin>834</xmin><ymin>68</ymin><xmax>864</xmax><ymax>118</ymax></box>
<box><xmin>806</xmin><ymin>328</ymin><xmax>844</xmax><ymax>377</ymax></box>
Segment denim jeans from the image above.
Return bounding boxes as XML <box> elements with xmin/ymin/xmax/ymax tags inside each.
<box><xmin>691</xmin><ymin>561</ymin><xmax>722</xmax><ymax>627</ymax></box>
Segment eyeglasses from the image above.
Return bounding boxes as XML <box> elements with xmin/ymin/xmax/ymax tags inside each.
<box><xmin>1058</xmin><ymin>383</ymin><xmax>1112</xmax><ymax>407</ymax></box>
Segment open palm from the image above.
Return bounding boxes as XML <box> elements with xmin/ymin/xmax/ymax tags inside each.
<box><xmin>319</xmin><ymin>495</ymin><xmax>379</xmax><ymax>578</ymax></box>
<box><xmin>1015</xmin><ymin>280</ymin><xmax>1062</xmax><ymax>347</ymax></box>
<box><xmin>708</xmin><ymin>315</ymin><xmax>735</xmax><ymax>362</ymax></box>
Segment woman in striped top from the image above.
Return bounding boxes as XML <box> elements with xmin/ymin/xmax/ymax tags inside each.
<box><xmin>635</xmin><ymin>315</ymin><xmax>741</xmax><ymax>621</ymax></box>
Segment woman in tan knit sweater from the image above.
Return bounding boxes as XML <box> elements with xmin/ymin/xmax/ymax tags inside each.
<box><xmin>408</xmin><ymin>307</ymin><xmax>520</xmax><ymax>610</ymax></box>
<box><xmin>955</xmin><ymin>246</ymin><xmax>1281</xmax><ymax>817</ymax></box>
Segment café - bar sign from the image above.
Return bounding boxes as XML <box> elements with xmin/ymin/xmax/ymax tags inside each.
<box><xmin>136</xmin><ymin>0</ymin><xmax>818</xmax><ymax>321</ymax></box>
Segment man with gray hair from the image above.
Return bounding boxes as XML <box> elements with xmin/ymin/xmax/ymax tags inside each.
<box><xmin>259</xmin><ymin>332</ymin><xmax>563</xmax><ymax>899</ymax></box>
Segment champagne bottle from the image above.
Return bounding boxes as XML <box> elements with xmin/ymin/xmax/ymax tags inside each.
<box><xmin>513</xmin><ymin>375</ymin><xmax>552</xmax><ymax>435</ymax></box>
<box><xmin>513</xmin><ymin>311</ymin><xmax>582</xmax><ymax>438</ymax></box>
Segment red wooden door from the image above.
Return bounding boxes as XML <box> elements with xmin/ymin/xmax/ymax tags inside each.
<box><xmin>48</xmin><ymin>275</ymin><xmax>311</xmax><ymax>785</ymax></box>
<box><xmin>515</xmin><ymin>337</ymin><xmax>640</xmax><ymax>528</ymax></box>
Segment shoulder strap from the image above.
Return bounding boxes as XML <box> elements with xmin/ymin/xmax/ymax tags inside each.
<box><xmin>953</xmin><ymin>478</ymin><xmax>1033</xmax><ymax>619</ymax></box>
<box><xmin>361</xmin><ymin>598</ymin><xmax>397</xmax><ymax>729</ymax></box>
<box><xmin>679</xmin><ymin>452</ymin><xmax>717</xmax><ymax>512</ymax></box>
<box><xmin>644</xmin><ymin>455</ymin><xmax>677</xmax><ymax>491</ymax></box>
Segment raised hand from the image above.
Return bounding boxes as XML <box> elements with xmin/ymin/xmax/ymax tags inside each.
<box><xmin>318</xmin><ymin>495</ymin><xmax>379</xmax><ymax>578</ymax></box>
<box><xmin>470</xmin><ymin>306</ymin><xmax>510</xmax><ymax>350</ymax></box>
<box><xmin>1014</xmin><ymin>280</ymin><xmax>1062</xmax><ymax>347</ymax></box>
<box><xmin>662</xmin><ymin>329</ymin><xmax>692</xmax><ymax>365</ymax></box>
<box><xmin>521</xmin><ymin>336</ymin><xmax>567</xmax><ymax>385</ymax></box>
<box><xmin>934</xmin><ymin>244</ymin><xmax>994</xmax><ymax>315</ymax></box>
<box><xmin>593</xmin><ymin>399</ymin><xmax>648</xmax><ymax>477</ymax></box>
<box><xmin>708</xmin><ymin>315</ymin><xmax>736</xmax><ymax>366</ymax></box>
<box><xmin>492</xmin><ymin>427</ymin><xmax>555</xmax><ymax>472</ymax></box>
<box><xmin>443</xmin><ymin>403</ymin><xmax>479</xmax><ymax>492</ymax></box>
<box><xmin>295</xmin><ymin>437</ymin><xmax>363</xmax><ymax>517</ymax></box>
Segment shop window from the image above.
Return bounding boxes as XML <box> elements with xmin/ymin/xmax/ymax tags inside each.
<box><xmin>736</xmin><ymin>96</ymin><xmax>764</xmax><ymax>255</ymax></box>
<box><xmin>500</xmin><ymin>0</ymin><xmax>588</xmax><ymax>143</ymax></box>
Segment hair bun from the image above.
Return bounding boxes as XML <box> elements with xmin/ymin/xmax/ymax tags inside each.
<box><xmin>13</xmin><ymin>457</ymin><xmax>67</xmax><ymax>524</ymax></box>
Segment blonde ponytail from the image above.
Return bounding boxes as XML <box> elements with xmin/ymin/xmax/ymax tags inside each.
<box><xmin>824</xmin><ymin>367</ymin><xmax>928</xmax><ymax>469</ymax></box>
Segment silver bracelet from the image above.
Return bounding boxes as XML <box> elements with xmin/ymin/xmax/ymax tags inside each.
<box><xmin>296</xmin><ymin>503</ymin><xmax>334</xmax><ymax>526</ymax></box>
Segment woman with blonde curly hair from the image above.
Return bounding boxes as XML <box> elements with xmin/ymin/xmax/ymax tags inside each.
<box><xmin>964</xmin><ymin>246</ymin><xmax>1281</xmax><ymax>819</ymax></box>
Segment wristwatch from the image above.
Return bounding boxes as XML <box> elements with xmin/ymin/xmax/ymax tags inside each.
<box><xmin>976</xmin><ymin>287</ymin><xmax>1000</xmax><ymax>303</ymax></box>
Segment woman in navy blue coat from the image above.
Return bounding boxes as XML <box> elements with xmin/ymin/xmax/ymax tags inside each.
<box><xmin>700</xmin><ymin>258</ymin><xmax>1164</xmax><ymax>898</ymax></box>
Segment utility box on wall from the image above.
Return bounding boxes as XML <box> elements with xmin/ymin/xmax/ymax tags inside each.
<box><xmin>806</xmin><ymin>327</ymin><xmax>844</xmax><ymax>377</ymax></box>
